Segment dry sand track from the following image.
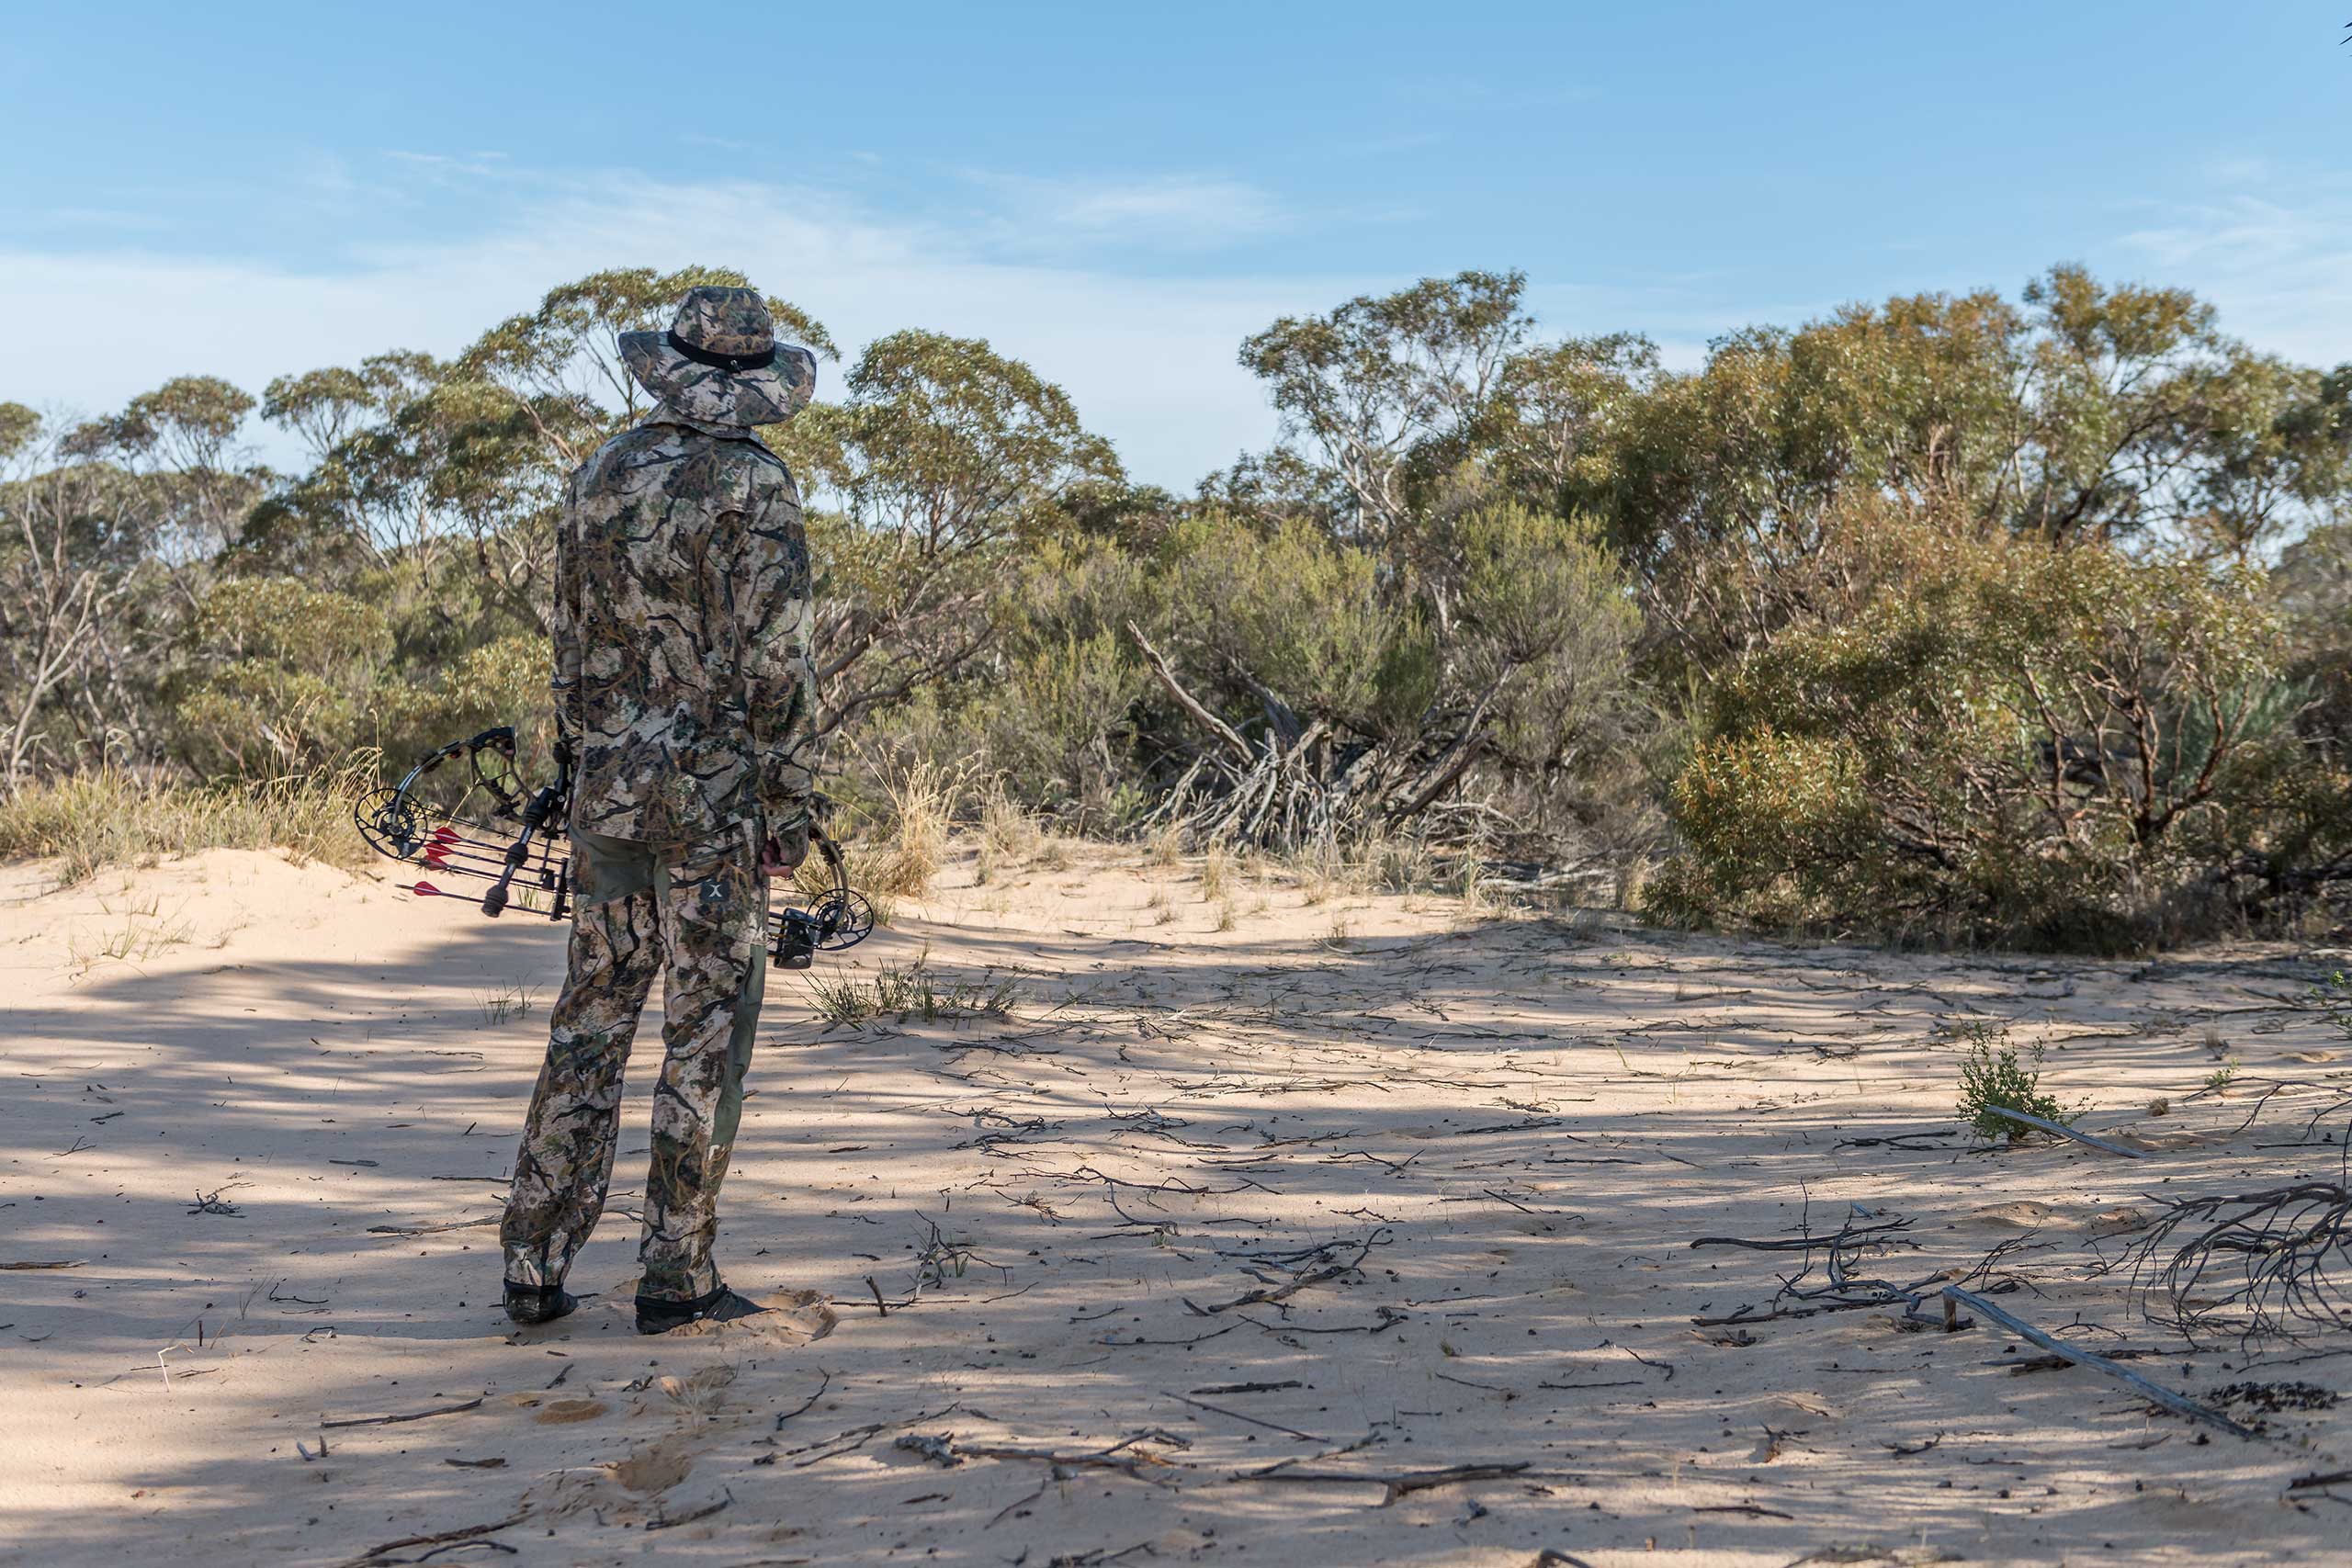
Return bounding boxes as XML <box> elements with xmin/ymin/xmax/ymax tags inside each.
<box><xmin>2</xmin><ymin>842</ymin><xmax>2348</xmax><ymax>1565</ymax></box>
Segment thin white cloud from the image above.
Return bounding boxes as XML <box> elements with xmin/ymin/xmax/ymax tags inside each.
<box><xmin>952</xmin><ymin>170</ymin><xmax>1288</xmax><ymax>253</ymax></box>
<box><xmin>2111</xmin><ymin>171</ymin><xmax>2352</xmax><ymax>367</ymax></box>
<box><xmin>0</xmin><ymin>169</ymin><xmax>1340</xmax><ymax>488</ymax></box>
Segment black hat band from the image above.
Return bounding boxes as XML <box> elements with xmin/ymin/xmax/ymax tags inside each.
<box><xmin>666</xmin><ymin>330</ymin><xmax>777</xmax><ymax>373</ymax></box>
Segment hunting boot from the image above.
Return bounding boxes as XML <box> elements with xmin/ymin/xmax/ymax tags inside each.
<box><xmin>635</xmin><ymin>1282</ymin><xmax>773</xmax><ymax>1335</ymax></box>
<box><xmin>503</xmin><ymin>1279</ymin><xmax>580</xmax><ymax>1325</ymax></box>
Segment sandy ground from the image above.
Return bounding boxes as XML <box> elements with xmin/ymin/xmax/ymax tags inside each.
<box><xmin>3</xmin><ymin>840</ymin><xmax>2349</xmax><ymax>1568</ymax></box>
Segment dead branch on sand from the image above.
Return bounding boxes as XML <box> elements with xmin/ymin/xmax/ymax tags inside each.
<box><xmin>1690</xmin><ymin>1205</ymin><xmax>2037</xmax><ymax>1327</ymax></box>
<box><xmin>1940</xmin><ymin>1285</ymin><xmax>2256</xmax><ymax>1438</ymax></box>
<box><xmin>1232</xmin><ymin>1460</ymin><xmax>1532</xmax><ymax>1506</ymax></box>
<box><xmin>2102</xmin><ymin>1177</ymin><xmax>2352</xmax><ymax>1348</ymax></box>
<box><xmin>338</xmin><ymin>1510</ymin><xmax>527</xmax><ymax>1566</ymax></box>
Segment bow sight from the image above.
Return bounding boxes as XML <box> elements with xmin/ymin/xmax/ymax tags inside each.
<box><xmin>354</xmin><ymin>725</ymin><xmax>874</xmax><ymax>968</ymax></box>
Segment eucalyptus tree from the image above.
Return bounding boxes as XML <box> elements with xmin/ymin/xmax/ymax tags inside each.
<box><xmin>771</xmin><ymin>328</ymin><xmax>1124</xmax><ymax>743</ymax></box>
<box><xmin>1238</xmin><ymin>268</ymin><xmax>1533</xmax><ymax>568</ymax></box>
<box><xmin>0</xmin><ymin>402</ymin><xmax>171</xmax><ymax>781</ymax></box>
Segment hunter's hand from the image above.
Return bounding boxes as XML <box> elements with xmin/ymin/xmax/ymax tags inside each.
<box><xmin>762</xmin><ymin>820</ymin><xmax>811</xmax><ymax>875</ymax></box>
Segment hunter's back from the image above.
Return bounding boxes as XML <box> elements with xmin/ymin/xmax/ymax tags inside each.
<box><xmin>555</xmin><ymin>414</ymin><xmax>807</xmax><ymax>843</ymax></box>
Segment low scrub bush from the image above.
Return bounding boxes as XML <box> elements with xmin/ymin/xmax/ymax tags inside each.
<box><xmin>1647</xmin><ymin>526</ymin><xmax>2348</xmax><ymax>950</ymax></box>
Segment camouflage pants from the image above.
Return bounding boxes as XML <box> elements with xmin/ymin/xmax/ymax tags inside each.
<box><xmin>501</xmin><ymin>821</ymin><xmax>767</xmax><ymax>1302</ymax></box>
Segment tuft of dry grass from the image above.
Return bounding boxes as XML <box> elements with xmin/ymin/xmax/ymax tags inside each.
<box><xmin>850</xmin><ymin>761</ymin><xmax>957</xmax><ymax>897</ymax></box>
<box><xmin>477</xmin><ymin>980</ymin><xmax>539</xmax><ymax>1026</ymax></box>
<box><xmin>1288</xmin><ymin>837</ymin><xmax>1347</xmax><ymax>906</ymax></box>
<box><xmin>806</xmin><ymin>946</ymin><xmax>1017</xmax><ymax>1027</ymax></box>
<box><xmin>1452</xmin><ymin>848</ymin><xmax>1491</xmax><ymax>919</ymax></box>
<box><xmin>66</xmin><ymin>908</ymin><xmax>195</xmax><ymax>971</ymax></box>
<box><xmin>974</xmin><ymin>778</ymin><xmax>1043</xmax><ymax>886</ymax></box>
<box><xmin>0</xmin><ymin>761</ymin><xmax>375</xmax><ymax>887</ymax></box>
<box><xmin>1198</xmin><ymin>842</ymin><xmax>1233</xmax><ymax>902</ymax></box>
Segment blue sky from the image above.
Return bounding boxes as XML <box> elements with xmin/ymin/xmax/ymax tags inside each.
<box><xmin>6</xmin><ymin>2</ymin><xmax>2350</xmax><ymax>486</ymax></box>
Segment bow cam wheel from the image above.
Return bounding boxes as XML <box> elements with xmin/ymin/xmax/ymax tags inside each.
<box><xmin>356</xmin><ymin>787</ymin><xmax>428</xmax><ymax>861</ymax></box>
<box><xmin>810</xmin><ymin>889</ymin><xmax>876</xmax><ymax>950</ymax></box>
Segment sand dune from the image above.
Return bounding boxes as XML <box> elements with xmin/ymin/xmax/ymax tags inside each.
<box><xmin>2</xmin><ymin>842</ymin><xmax>2346</xmax><ymax>1565</ymax></box>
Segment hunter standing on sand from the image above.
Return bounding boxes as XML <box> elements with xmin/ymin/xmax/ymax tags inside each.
<box><xmin>499</xmin><ymin>286</ymin><xmax>821</xmax><ymax>1334</ymax></box>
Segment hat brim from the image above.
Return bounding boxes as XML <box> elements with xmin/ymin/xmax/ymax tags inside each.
<box><xmin>619</xmin><ymin>331</ymin><xmax>818</xmax><ymax>426</ymax></box>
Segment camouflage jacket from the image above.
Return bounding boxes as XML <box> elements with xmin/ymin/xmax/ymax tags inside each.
<box><xmin>552</xmin><ymin>410</ymin><xmax>817</xmax><ymax>843</ymax></box>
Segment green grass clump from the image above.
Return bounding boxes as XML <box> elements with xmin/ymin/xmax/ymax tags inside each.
<box><xmin>1957</xmin><ymin>1024</ymin><xmax>2069</xmax><ymax>1141</ymax></box>
<box><xmin>0</xmin><ymin>761</ymin><xmax>374</xmax><ymax>886</ymax></box>
<box><xmin>806</xmin><ymin>946</ymin><xmax>1016</xmax><ymax>1027</ymax></box>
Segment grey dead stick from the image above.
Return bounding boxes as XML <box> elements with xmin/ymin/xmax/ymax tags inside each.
<box><xmin>1982</xmin><ymin>1106</ymin><xmax>2147</xmax><ymax>1158</ymax></box>
<box><xmin>1161</xmin><ymin>1389</ymin><xmax>1325</xmax><ymax>1443</ymax></box>
<box><xmin>1235</xmin><ymin>1461</ymin><xmax>1532</xmax><ymax>1506</ymax></box>
<box><xmin>1939</xmin><ymin>1286</ymin><xmax>2255</xmax><ymax>1438</ymax></box>
<box><xmin>322</xmin><ymin>1396</ymin><xmax>485</xmax><ymax>1429</ymax></box>
<box><xmin>364</xmin><ymin>1215</ymin><xmax>501</xmax><ymax>1237</ymax></box>
<box><xmin>340</xmin><ymin>1510</ymin><xmax>526</xmax><ymax>1566</ymax></box>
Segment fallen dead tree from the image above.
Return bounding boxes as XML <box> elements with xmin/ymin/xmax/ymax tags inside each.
<box><xmin>1122</xmin><ymin>607</ymin><xmax>1616</xmax><ymax>861</ymax></box>
<box><xmin>1696</xmin><ymin>1206</ymin><xmax>2269</xmax><ymax>1438</ymax></box>
<box><xmin>1127</xmin><ymin>622</ymin><xmax>1486</xmax><ymax>851</ymax></box>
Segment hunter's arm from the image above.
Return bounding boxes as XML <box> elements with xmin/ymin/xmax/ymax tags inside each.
<box><xmin>550</xmin><ymin>467</ymin><xmax>586</xmax><ymax>756</ymax></box>
<box><xmin>741</xmin><ymin>468</ymin><xmax>818</xmax><ymax>830</ymax></box>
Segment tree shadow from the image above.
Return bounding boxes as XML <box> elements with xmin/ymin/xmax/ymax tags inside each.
<box><xmin>2</xmin><ymin>896</ymin><xmax>2337</xmax><ymax>1563</ymax></box>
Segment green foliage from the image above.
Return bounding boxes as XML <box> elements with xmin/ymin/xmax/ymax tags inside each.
<box><xmin>370</xmin><ymin>632</ymin><xmax>558</xmax><ymax>773</ymax></box>
<box><xmin>1955</xmin><ymin>1025</ymin><xmax>2070</xmax><ymax>1142</ymax></box>
<box><xmin>780</xmin><ymin>329</ymin><xmax>1114</xmax><ymax>544</ymax></box>
<box><xmin>13</xmin><ymin>260</ymin><xmax>2352</xmax><ymax>953</ymax></box>
<box><xmin>170</xmin><ymin>578</ymin><xmax>393</xmax><ymax>775</ymax></box>
<box><xmin>1588</xmin><ymin>268</ymin><xmax>2352</xmax><ymax>678</ymax></box>
<box><xmin>1645</xmin><ymin>728</ymin><xmax>1877</xmax><ymax>931</ymax></box>
<box><xmin>0</xmin><ymin>402</ymin><xmax>40</xmax><ymax>462</ymax></box>
<box><xmin>1451</xmin><ymin>502</ymin><xmax>1645</xmax><ymax>789</ymax></box>
<box><xmin>1239</xmin><ymin>269</ymin><xmax>1533</xmax><ymax>545</ymax></box>
<box><xmin>1164</xmin><ymin>512</ymin><xmax>1401</xmax><ymax>731</ymax></box>
<box><xmin>1648</xmin><ymin>524</ymin><xmax>2338</xmax><ymax>948</ymax></box>
<box><xmin>766</xmin><ymin>329</ymin><xmax>1125</xmax><ymax>749</ymax></box>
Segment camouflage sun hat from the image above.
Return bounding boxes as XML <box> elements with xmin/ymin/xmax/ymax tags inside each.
<box><xmin>618</xmin><ymin>286</ymin><xmax>819</xmax><ymax>427</ymax></box>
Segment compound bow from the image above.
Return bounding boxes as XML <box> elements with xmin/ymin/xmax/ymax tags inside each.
<box><xmin>354</xmin><ymin>725</ymin><xmax>874</xmax><ymax>968</ymax></box>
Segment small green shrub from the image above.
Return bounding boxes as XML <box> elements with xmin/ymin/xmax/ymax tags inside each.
<box><xmin>170</xmin><ymin>578</ymin><xmax>395</xmax><ymax>777</ymax></box>
<box><xmin>1956</xmin><ymin>1025</ymin><xmax>2069</xmax><ymax>1141</ymax></box>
